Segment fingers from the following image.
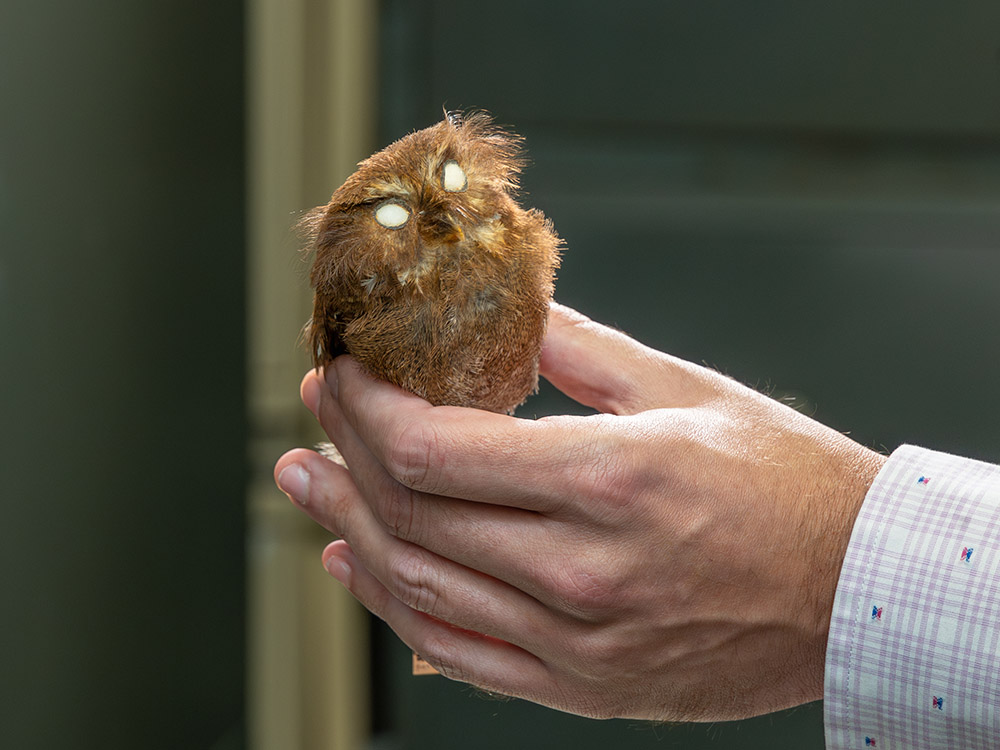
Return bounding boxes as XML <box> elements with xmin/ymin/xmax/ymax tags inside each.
<box><xmin>321</xmin><ymin>541</ymin><xmax>558</xmax><ymax>701</ymax></box>
<box><xmin>273</xmin><ymin>446</ymin><xmax>363</xmax><ymax>539</ymax></box>
<box><xmin>318</xmin><ymin>302</ymin><xmax>717</xmax><ymax>511</ymax></box>
<box><xmin>300</xmin><ymin>369</ymin><xmax>631</xmax><ymax>607</ymax></box>
<box><xmin>317</xmin><ymin>362</ymin><xmax>624</xmax><ymax>513</ymax></box>
<box><xmin>274</xmin><ymin>448</ymin><xmax>571</xmax><ymax>664</ymax></box>
<box><xmin>541</xmin><ymin>302</ymin><xmax>718</xmax><ymax>415</ymax></box>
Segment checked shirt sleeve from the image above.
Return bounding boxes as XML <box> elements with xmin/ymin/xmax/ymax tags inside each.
<box><xmin>824</xmin><ymin>445</ymin><xmax>1000</xmax><ymax>749</ymax></box>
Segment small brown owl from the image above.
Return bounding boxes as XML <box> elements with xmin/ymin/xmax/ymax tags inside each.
<box><xmin>301</xmin><ymin>111</ymin><xmax>561</xmax><ymax>414</ymax></box>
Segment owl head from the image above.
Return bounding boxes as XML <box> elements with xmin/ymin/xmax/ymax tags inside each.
<box><xmin>304</xmin><ymin>110</ymin><xmax>527</xmax><ymax>282</ymax></box>
<box><xmin>302</xmin><ymin>111</ymin><xmax>548</xmax><ymax>366</ymax></box>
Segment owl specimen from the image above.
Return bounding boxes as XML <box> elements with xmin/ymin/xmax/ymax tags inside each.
<box><xmin>302</xmin><ymin>111</ymin><xmax>561</xmax><ymax>415</ymax></box>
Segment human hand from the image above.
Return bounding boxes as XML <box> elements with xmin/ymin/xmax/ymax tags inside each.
<box><xmin>274</xmin><ymin>303</ymin><xmax>886</xmax><ymax>721</ymax></box>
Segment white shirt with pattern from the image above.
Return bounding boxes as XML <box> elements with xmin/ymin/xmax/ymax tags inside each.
<box><xmin>825</xmin><ymin>445</ymin><xmax>1000</xmax><ymax>749</ymax></box>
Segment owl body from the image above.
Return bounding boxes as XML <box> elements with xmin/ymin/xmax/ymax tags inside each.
<box><xmin>304</xmin><ymin>113</ymin><xmax>560</xmax><ymax>414</ymax></box>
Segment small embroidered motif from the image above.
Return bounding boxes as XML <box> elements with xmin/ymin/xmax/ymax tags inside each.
<box><xmin>865</xmin><ymin>738</ymin><xmax>877</xmax><ymax>747</ymax></box>
<box><xmin>917</xmin><ymin>476</ymin><xmax>930</xmax><ymax>484</ymax></box>
<box><xmin>871</xmin><ymin>606</ymin><xmax>883</xmax><ymax>621</ymax></box>
<box><xmin>961</xmin><ymin>547</ymin><xmax>974</xmax><ymax>563</ymax></box>
<box><xmin>932</xmin><ymin>696</ymin><xmax>944</xmax><ymax>710</ymax></box>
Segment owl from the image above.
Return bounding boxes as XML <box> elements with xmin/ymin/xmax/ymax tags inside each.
<box><xmin>301</xmin><ymin>111</ymin><xmax>561</xmax><ymax>415</ymax></box>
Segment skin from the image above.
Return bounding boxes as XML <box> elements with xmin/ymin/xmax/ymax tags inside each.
<box><xmin>274</xmin><ymin>302</ymin><xmax>886</xmax><ymax>722</ymax></box>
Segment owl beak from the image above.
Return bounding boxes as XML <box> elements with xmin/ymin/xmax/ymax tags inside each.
<box><xmin>422</xmin><ymin>221</ymin><xmax>465</xmax><ymax>245</ymax></box>
<box><xmin>441</xmin><ymin>223</ymin><xmax>464</xmax><ymax>244</ymax></box>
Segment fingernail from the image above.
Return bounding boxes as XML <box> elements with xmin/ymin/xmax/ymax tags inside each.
<box><xmin>277</xmin><ymin>464</ymin><xmax>310</xmax><ymax>505</ymax></box>
<box><xmin>301</xmin><ymin>375</ymin><xmax>321</xmax><ymax>419</ymax></box>
<box><xmin>325</xmin><ymin>554</ymin><xmax>352</xmax><ymax>587</ymax></box>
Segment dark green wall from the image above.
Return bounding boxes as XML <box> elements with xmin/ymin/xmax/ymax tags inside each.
<box><xmin>372</xmin><ymin>1</ymin><xmax>1000</xmax><ymax>748</ymax></box>
<box><xmin>0</xmin><ymin>3</ymin><xmax>245</xmax><ymax>748</ymax></box>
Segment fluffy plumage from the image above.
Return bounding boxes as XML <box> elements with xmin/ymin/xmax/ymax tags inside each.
<box><xmin>301</xmin><ymin>111</ymin><xmax>561</xmax><ymax>414</ymax></box>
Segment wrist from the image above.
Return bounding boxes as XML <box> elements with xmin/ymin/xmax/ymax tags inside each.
<box><xmin>809</xmin><ymin>440</ymin><xmax>887</xmax><ymax>638</ymax></box>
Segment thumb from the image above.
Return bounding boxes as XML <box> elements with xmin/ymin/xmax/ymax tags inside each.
<box><xmin>540</xmin><ymin>303</ymin><xmax>715</xmax><ymax>415</ymax></box>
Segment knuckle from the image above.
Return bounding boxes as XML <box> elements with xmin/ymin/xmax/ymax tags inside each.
<box><xmin>377</xmin><ymin>485</ymin><xmax>418</xmax><ymax>540</ymax></box>
<box><xmin>385</xmin><ymin>417</ymin><xmax>446</xmax><ymax>493</ymax></box>
<box><xmin>311</xmin><ymin>471</ymin><xmax>353</xmax><ymax>538</ymax></box>
<box><xmin>389</xmin><ymin>547</ymin><xmax>442</xmax><ymax>617</ymax></box>
<box><xmin>416</xmin><ymin>634</ymin><xmax>469</xmax><ymax>683</ymax></box>
<box><xmin>551</xmin><ymin>557</ymin><xmax>624</xmax><ymax>618</ymax></box>
<box><xmin>573</xmin><ymin>631</ymin><xmax>630</xmax><ymax>682</ymax></box>
<box><xmin>581</xmin><ymin>451</ymin><xmax>630</xmax><ymax>508</ymax></box>
<box><xmin>557</xmin><ymin>417</ymin><xmax>639</xmax><ymax>512</ymax></box>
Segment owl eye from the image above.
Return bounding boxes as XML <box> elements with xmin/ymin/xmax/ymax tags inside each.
<box><xmin>374</xmin><ymin>200</ymin><xmax>410</xmax><ymax>229</ymax></box>
<box><xmin>441</xmin><ymin>160</ymin><xmax>468</xmax><ymax>193</ymax></box>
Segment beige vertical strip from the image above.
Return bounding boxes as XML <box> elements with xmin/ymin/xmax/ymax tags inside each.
<box><xmin>247</xmin><ymin>0</ymin><xmax>377</xmax><ymax>748</ymax></box>
<box><xmin>300</xmin><ymin>2</ymin><xmax>377</xmax><ymax>750</ymax></box>
<box><xmin>325</xmin><ymin>1</ymin><xmax>378</xmax><ymax>193</ymax></box>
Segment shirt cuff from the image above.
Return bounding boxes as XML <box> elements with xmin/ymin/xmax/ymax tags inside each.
<box><xmin>824</xmin><ymin>444</ymin><xmax>1000</xmax><ymax>749</ymax></box>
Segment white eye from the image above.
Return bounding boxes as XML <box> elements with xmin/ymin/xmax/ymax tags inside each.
<box><xmin>441</xmin><ymin>160</ymin><xmax>468</xmax><ymax>193</ymax></box>
<box><xmin>374</xmin><ymin>200</ymin><xmax>410</xmax><ymax>229</ymax></box>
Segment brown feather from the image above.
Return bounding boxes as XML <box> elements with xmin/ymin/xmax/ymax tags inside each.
<box><xmin>300</xmin><ymin>111</ymin><xmax>561</xmax><ymax>415</ymax></box>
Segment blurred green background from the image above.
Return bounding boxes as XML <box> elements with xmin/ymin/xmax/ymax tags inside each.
<box><xmin>2</xmin><ymin>1</ymin><xmax>999</xmax><ymax>749</ymax></box>
<box><xmin>1</xmin><ymin>1</ymin><xmax>246</xmax><ymax>749</ymax></box>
